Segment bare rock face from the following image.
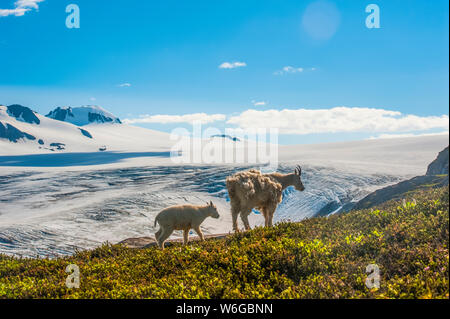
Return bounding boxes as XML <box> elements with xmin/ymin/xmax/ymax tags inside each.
<box><xmin>426</xmin><ymin>146</ymin><xmax>449</xmax><ymax>175</ymax></box>
<box><xmin>6</xmin><ymin>104</ymin><xmax>40</xmax><ymax>125</ymax></box>
<box><xmin>46</xmin><ymin>105</ymin><xmax>121</xmax><ymax>126</ymax></box>
<box><xmin>79</xmin><ymin>128</ymin><xmax>93</xmax><ymax>138</ymax></box>
<box><xmin>0</xmin><ymin>121</ymin><xmax>36</xmax><ymax>142</ymax></box>
<box><xmin>46</xmin><ymin>107</ymin><xmax>75</xmax><ymax>122</ymax></box>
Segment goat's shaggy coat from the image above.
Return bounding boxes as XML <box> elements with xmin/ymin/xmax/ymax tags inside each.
<box><xmin>154</xmin><ymin>201</ymin><xmax>220</xmax><ymax>249</ymax></box>
<box><xmin>226</xmin><ymin>166</ymin><xmax>305</xmax><ymax>232</ymax></box>
<box><xmin>226</xmin><ymin>169</ymin><xmax>283</xmax><ymax>231</ymax></box>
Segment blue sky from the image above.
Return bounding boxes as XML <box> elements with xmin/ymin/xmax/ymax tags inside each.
<box><xmin>0</xmin><ymin>0</ymin><xmax>448</xmax><ymax>144</ymax></box>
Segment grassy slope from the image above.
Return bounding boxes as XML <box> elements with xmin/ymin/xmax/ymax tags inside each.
<box><xmin>0</xmin><ymin>187</ymin><xmax>448</xmax><ymax>299</ymax></box>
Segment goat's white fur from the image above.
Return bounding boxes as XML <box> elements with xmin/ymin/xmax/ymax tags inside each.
<box><xmin>154</xmin><ymin>201</ymin><xmax>220</xmax><ymax>249</ymax></box>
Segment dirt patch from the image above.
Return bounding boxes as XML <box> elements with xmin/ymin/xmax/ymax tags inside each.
<box><xmin>118</xmin><ymin>233</ymin><xmax>231</xmax><ymax>249</ymax></box>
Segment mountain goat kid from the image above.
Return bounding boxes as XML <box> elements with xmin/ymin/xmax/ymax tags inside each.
<box><xmin>226</xmin><ymin>166</ymin><xmax>305</xmax><ymax>232</ymax></box>
<box><xmin>154</xmin><ymin>201</ymin><xmax>220</xmax><ymax>249</ymax></box>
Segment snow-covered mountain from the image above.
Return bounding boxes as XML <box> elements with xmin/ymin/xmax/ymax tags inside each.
<box><xmin>0</xmin><ymin>104</ymin><xmax>94</xmax><ymax>152</ymax></box>
<box><xmin>0</xmin><ymin>104</ymin><xmax>275</xmax><ymax>159</ymax></box>
<box><xmin>46</xmin><ymin>105</ymin><xmax>122</xmax><ymax>126</ymax></box>
<box><xmin>0</xmin><ymin>104</ymin><xmax>173</xmax><ymax>155</ymax></box>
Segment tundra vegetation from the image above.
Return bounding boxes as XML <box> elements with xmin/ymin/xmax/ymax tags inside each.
<box><xmin>0</xmin><ymin>187</ymin><xmax>448</xmax><ymax>299</ymax></box>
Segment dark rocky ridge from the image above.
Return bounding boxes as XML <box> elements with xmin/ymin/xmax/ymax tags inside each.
<box><xmin>79</xmin><ymin>128</ymin><xmax>93</xmax><ymax>138</ymax></box>
<box><xmin>45</xmin><ymin>107</ymin><xmax>74</xmax><ymax>122</ymax></box>
<box><xmin>6</xmin><ymin>105</ymin><xmax>40</xmax><ymax>125</ymax></box>
<box><xmin>0</xmin><ymin>121</ymin><xmax>36</xmax><ymax>142</ymax></box>
<box><xmin>88</xmin><ymin>112</ymin><xmax>121</xmax><ymax>124</ymax></box>
<box><xmin>49</xmin><ymin>143</ymin><xmax>66</xmax><ymax>150</ymax></box>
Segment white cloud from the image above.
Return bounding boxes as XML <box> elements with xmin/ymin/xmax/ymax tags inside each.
<box><xmin>0</xmin><ymin>0</ymin><xmax>44</xmax><ymax>17</ymax></box>
<box><xmin>226</xmin><ymin>107</ymin><xmax>449</xmax><ymax>135</ymax></box>
<box><xmin>219</xmin><ymin>62</ymin><xmax>247</xmax><ymax>69</ymax></box>
<box><xmin>117</xmin><ymin>83</ymin><xmax>132</xmax><ymax>87</ymax></box>
<box><xmin>123</xmin><ymin>113</ymin><xmax>226</xmax><ymax>125</ymax></box>
<box><xmin>252</xmin><ymin>100</ymin><xmax>266</xmax><ymax>106</ymax></box>
<box><xmin>368</xmin><ymin>131</ymin><xmax>449</xmax><ymax>140</ymax></box>
<box><xmin>274</xmin><ymin>66</ymin><xmax>317</xmax><ymax>75</ymax></box>
<box><xmin>90</xmin><ymin>97</ymin><xmax>96</xmax><ymax>101</ymax></box>
<box><xmin>274</xmin><ymin>66</ymin><xmax>304</xmax><ymax>75</ymax></box>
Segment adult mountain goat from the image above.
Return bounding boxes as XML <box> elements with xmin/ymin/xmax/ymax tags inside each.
<box><xmin>226</xmin><ymin>166</ymin><xmax>305</xmax><ymax>232</ymax></box>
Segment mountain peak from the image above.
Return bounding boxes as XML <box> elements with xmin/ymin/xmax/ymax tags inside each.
<box><xmin>46</xmin><ymin>105</ymin><xmax>121</xmax><ymax>126</ymax></box>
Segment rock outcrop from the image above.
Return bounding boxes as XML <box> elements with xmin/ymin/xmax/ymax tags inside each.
<box><xmin>46</xmin><ymin>105</ymin><xmax>122</xmax><ymax>126</ymax></box>
<box><xmin>6</xmin><ymin>104</ymin><xmax>40</xmax><ymax>125</ymax></box>
<box><xmin>79</xmin><ymin>128</ymin><xmax>93</xmax><ymax>139</ymax></box>
<box><xmin>45</xmin><ymin>107</ymin><xmax>75</xmax><ymax>122</ymax></box>
<box><xmin>0</xmin><ymin>121</ymin><xmax>36</xmax><ymax>142</ymax></box>
<box><xmin>426</xmin><ymin>146</ymin><xmax>449</xmax><ymax>175</ymax></box>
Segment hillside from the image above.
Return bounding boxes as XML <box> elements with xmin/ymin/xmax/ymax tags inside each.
<box><xmin>354</xmin><ymin>146</ymin><xmax>449</xmax><ymax>210</ymax></box>
<box><xmin>354</xmin><ymin>174</ymin><xmax>448</xmax><ymax>210</ymax></box>
<box><xmin>0</xmin><ymin>186</ymin><xmax>448</xmax><ymax>299</ymax></box>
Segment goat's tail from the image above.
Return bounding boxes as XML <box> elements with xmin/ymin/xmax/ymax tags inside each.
<box><xmin>154</xmin><ymin>215</ymin><xmax>159</xmax><ymax>227</ymax></box>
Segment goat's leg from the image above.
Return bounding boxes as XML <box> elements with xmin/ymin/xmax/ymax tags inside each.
<box><xmin>240</xmin><ymin>208</ymin><xmax>252</xmax><ymax>231</ymax></box>
<box><xmin>194</xmin><ymin>226</ymin><xmax>204</xmax><ymax>241</ymax></box>
<box><xmin>231</xmin><ymin>202</ymin><xmax>240</xmax><ymax>233</ymax></box>
<box><xmin>262</xmin><ymin>208</ymin><xmax>270</xmax><ymax>227</ymax></box>
<box><xmin>183</xmin><ymin>229</ymin><xmax>189</xmax><ymax>245</ymax></box>
<box><xmin>155</xmin><ymin>228</ymin><xmax>162</xmax><ymax>241</ymax></box>
<box><xmin>157</xmin><ymin>227</ymin><xmax>172</xmax><ymax>250</ymax></box>
<box><xmin>267</xmin><ymin>206</ymin><xmax>276</xmax><ymax>227</ymax></box>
